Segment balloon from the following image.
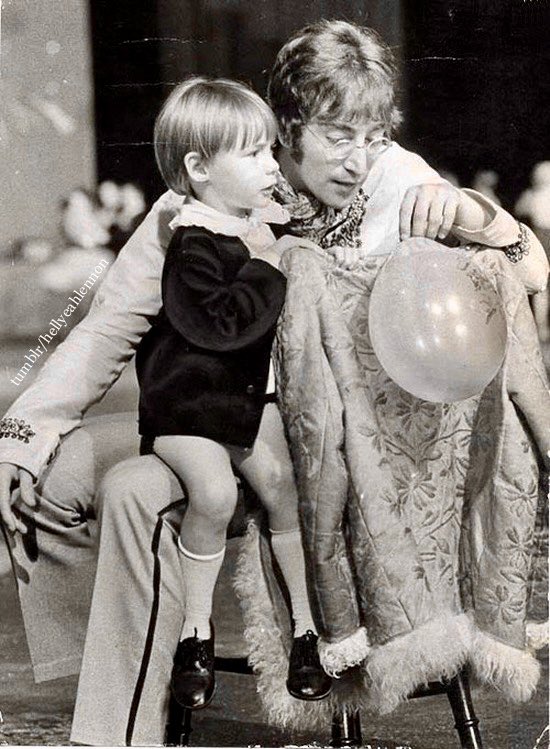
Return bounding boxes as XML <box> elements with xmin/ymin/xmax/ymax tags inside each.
<box><xmin>368</xmin><ymin>239</ymin><xmax>507</xmax><ymax>403</ymax></box>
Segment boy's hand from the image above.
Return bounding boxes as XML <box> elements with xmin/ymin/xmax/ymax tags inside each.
<box><xmin>259</xmin><ymin>248</ymin><xmax>285</xmax><ymax>269</ymax></box>
<box><xmin>399</xmin><ymin>182</ymin><xmax>461</xmax><ymax>241</ymax></box>
<box><xmin>271</xmin><ymin>235</ymin><xmax>322</xmax><ymax>256</ymax></box>
<box><xmin>259</xmin><ymin>235</ymin><xmax>323</xmax><ymax>270</ymax></box>
<box><xmin>0</xmin><ymin>463</ymin><xmax>35</xmax><ymax>534</ymax></box>
<box><xmin>272</xmin><ymin>235</ymin><xmax>363</xmax><ymax>270</ymax></box>
<box><xmin>327</xmin><ymin>245</ymin><xmax>362</xmax><ymax>269</ymax></box>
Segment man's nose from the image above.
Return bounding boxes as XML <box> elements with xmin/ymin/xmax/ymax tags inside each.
<box><xmin>342</xmin><ymin>145</ymin><xmax>368</xmax><ymax>176</ymax></box>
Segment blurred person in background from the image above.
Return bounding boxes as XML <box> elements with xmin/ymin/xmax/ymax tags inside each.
<box><xmin>472</xmin><ymin>168</ymin><xmax>501</xmax><ymax>206</ymax></box>
<box><xmin>516</xmin><ymin>161</ymin><xmax>550</xmax><ymax>341</ymax></box>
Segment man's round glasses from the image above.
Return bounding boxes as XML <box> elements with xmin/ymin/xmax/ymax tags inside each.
<box><xmin>305</xmin><ymin>125</ymin><xmax>392</xmax><ymax>161</ymax></box>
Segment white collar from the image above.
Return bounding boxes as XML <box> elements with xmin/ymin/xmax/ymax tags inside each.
<box><xmin>168</xmin><ymin>196</ymin><xmax>289</xmax><ymax>240</ymax></box>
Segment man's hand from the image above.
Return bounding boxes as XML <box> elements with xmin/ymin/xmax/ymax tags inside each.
<box><xmin>0</xmin><ymin>463</ymin><xmax>35</xmax><ymax>533</ymax></box>
<box><xmin>400</xmin><ymin>182</ymin><xmax>461</xmax><ymax>241</ymax></box>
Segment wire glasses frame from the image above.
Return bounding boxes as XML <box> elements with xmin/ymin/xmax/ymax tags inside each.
<box><xmin>304</xmin><ymin>123</ymin><xmax>392</xmax><ymax>161</ymax></box>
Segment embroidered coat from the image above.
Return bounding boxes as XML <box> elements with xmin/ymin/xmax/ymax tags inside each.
<box><xmin>232</xmin><ymin>245</ymin><xmax>549</xmax><ymax>730</ymax></box>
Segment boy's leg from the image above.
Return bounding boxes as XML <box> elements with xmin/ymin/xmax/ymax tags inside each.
<box><xmin>229</xmin><ymin>404</ymin><xmax>300</xmax><ymax>533</ymax></box>
<box><xmin>154</xmin><ymin>435</ymin><xmax>238</xmax><ymax>640</ymax></box>
<box><xmin>154</xmin><ymin>436</ymin><xmax>237</xmax><ymax>710</ymax></box>
<box><xmin>155</xmin><ymin>435</ymin><xmax>237</xmax><ymax>556</ymax></box>
<box><xmin>5</xmin><ymin>412</ymin><xmax>140</xmax><ymax>682</ymax></box>
<box><xmin>71</xmin><ymin>453</ymin><xmax>186</xmax><ymax>747</ymax></box>
<box><xmin>229</xmin><ymin>404</ymin><xmax>313</xmax><ymax>632</ymax></box>
<box><xmin>230</xmin><ymin>404</ymin><xmax>331</xmax><ymax>699</ymax></box>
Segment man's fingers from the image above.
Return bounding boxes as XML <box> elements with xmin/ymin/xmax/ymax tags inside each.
<box><xmin>425</xmin><ymin>195</ymin><xmax>447</xmax><ymax>239</ymax></box>
<box><xmin>401</xmin><ymin>183</ymin><xmax>463</xmax><ymax>240</ymax></box>
<box><xmin>19</xmin><ymin>470</ymin><xmax>36</xmax><ymax>508</ymax></box>
<box><xmin>438</xmin><ymin>193</ymin><xmax>460</xmax><ymax>238</ymax></box>
<box><xmin>399</xmin><ymin>189</ymin><xmax>417</xmax><ymax>239</ymax></box>
<box><xmin>0</xmin><ymin>464</ymin><xmax>34</xmax><ymax>533</ymax></box>
<box><xmin>0</xmin><ymin>500</ymin><xmax>17</xmax><ymax>533</ymax></box>
<box><xmin>0</xmin><ymin>466</ymin><xmax>17</xmax><ymax>532</ymax></box>
<box><xmin>326</xmin><ymin>245</ymin><xmax>362</xmax><ymax>268</ymax></box>
<box><xmin>411</xmin><ymin>193</ymin><xmax>432</xmax><ymax>237</ymax></box>
<box><xmin>13</xmin><ymin>515</ymin><xmax>27</xmax><ymax>534</ymax></box>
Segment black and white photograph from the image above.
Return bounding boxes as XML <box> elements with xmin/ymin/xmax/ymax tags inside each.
<box><xmin>0</xmin><ymin>1</ymin><xmax>548</xmax><ymax>747</ymax></box>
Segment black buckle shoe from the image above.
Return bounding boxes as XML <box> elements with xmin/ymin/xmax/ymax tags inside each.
<box><xmin>287</xmin><ymin>630</ymin><xmax>332</xmax><ymax>700</ymax></box>
<box><xmin>170</xmin><ymin>627</ymin><xmax>215</xmax><ymax>709</ymax></box>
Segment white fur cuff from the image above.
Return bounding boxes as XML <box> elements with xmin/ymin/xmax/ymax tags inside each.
<box><xmin>318</xmin><ymin>627</ymin><xmax>370</xmax><ymax>677</ymax></box>
<box><xmin>469</xmin><ymin>626</ymin><xmax>541</xmax><ymax>702</ymax></box>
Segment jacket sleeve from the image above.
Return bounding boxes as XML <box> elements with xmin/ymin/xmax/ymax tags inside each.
<box><xmin>365</xmin><ymin>145</ymin><xmax>549</xmax><ymax>293</ymax></box>
<box><xmin>451</xmin><ymin>189</ymin><xmax>549</xmax><ymax>293</ymax></box>
<box><xmin>163</xmin><ymin>230</ymin><xmax>286</xmax><ymax>352</ymax></box>
<box><xmin>0</xmin><ymin>190</ymin><xmax>183</xmax><ymax>478</ymax></box>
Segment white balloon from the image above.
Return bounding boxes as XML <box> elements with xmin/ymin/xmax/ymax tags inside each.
<box><xmin>369</xmin><ymin>240</ymin><xmax>507</xmax><ymax>403</ymax></box>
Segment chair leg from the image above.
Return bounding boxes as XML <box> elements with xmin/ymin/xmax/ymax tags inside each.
<box><xmin>446</xmin><ymin>670</ymin><xmax>483</xmax><ymax>749</ymax></box>
<box><xmin>165</xmin><ymin>696</ymin><xmax>193</xmax><ymax>746</ymax></box>
<box><xmin>330</xmin><ymin>708</ymin><xmax>363</xmax><ymax>747</ymax></box>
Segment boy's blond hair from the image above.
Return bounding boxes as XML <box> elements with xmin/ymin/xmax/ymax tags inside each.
<box><xmin>155</xmin><ymin>77</ymin><xmax>277</xmax><ymax>194</ymax></box>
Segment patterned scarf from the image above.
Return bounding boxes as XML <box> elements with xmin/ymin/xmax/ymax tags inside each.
<box><xmin>271</xmin><ymin>173</ymin><xmax>368</xmax><ymax>250</ymax></box>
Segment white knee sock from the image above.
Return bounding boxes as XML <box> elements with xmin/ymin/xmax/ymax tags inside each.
<box><xmin>177</xmin><ymin>539</ymin><xmax>226</xmax><ymax>640</ymax></box>
<box><xmin>270</xmin><ymin>528</ymin><xmax>317</xmax><ymax>637</ymax></box>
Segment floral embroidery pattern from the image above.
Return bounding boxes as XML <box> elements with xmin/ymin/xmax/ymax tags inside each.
<box><xmin>0</xmin><ymin>417</ymin><xmax>35</xmax><ymax>443</ymax></box>
<box><xmin>277</xmin><ymin>245</ymin><xmax>547</xmax><ymax>648</ymax></box>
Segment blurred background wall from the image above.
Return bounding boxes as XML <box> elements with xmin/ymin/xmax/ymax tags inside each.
<box><xmin>401</xmin><ymin>0</ymin><xmax>550</xmax><ymax>208</ymax></box>
<box><xmin>0</xmin><ymin>0</ymin><xmax>96</xmax><ymax>253</ymax></box>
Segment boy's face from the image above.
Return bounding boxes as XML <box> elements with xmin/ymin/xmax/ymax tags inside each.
<box><xmin>204</xmin><ymin>140</ymin><xmax>279</xmax><ymax>217</ymax></box>
<box><xmin>280</xmin><ymin>120</ymin><xmax>387</xmax><ymax>209</ymax></box>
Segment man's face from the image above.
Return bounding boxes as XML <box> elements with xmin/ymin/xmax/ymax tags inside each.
<box><xmin>281</xmin><ymin>121</ymin><xmax>387</xmax><ymax>209</ymax></box>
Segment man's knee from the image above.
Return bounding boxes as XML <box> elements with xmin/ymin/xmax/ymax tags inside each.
<box><xmin>38</xmin><ymin>413</ymin><xmax>140</xmax><ymax>515</ymax></box>
<box><xmin>96</xmin><ymin>455</ymin><xmax>184</xmax><ymax>523</ymax></box>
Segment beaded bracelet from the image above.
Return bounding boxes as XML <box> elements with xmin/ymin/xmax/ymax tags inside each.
<box><xmin>502</xmin><ymin>222</ymin><xmax>530</xmax><ymax>264</ymax></box>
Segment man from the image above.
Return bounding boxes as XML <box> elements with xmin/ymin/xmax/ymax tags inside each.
<box><xmin>0</xmin><ymin>20</ymin><xmax>547</xmax><ymax>745</ymax></box>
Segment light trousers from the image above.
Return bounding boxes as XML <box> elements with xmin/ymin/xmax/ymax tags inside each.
<box><xmin>4</xmin><ymin>412</ymin><xmax>194</xmax><ymax>745</ymax></box>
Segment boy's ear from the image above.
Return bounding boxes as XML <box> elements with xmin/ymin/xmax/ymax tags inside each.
<box><xmin>184</xmin><ymin>151</ymin><xmax>209</xmax><ymax>183</ymax></box>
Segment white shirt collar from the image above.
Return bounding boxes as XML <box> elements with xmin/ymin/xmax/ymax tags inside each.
<box><xmin>168</xmin><ymin>196</ymin><xmax>289</xmax><ymax>238</ymax></box>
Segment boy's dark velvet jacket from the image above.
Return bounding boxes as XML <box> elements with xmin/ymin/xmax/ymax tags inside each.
<box><xmin>136</xmin><ymin>225</ymin><xmax>286</xmax><ymax>447</ymax></box>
